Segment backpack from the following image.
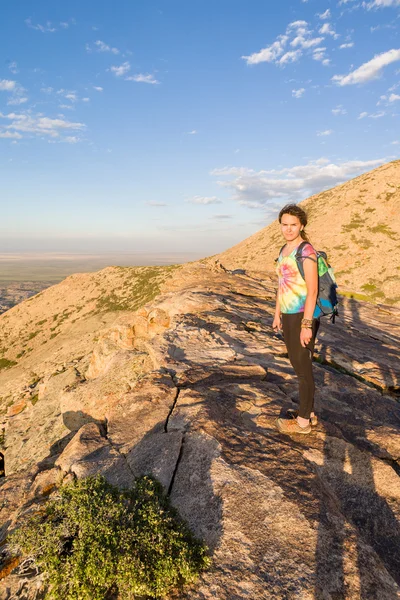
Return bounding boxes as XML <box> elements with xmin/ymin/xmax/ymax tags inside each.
<box><xmin>278</xmin><ymin>241</ymin><xmax>339</xmax><ymax>322</ymax></box>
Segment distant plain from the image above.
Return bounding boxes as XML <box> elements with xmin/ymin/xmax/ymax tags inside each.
<box><xmin>0</xmin><ymin>252</ymin><xmax>201</xmax><ymax>283</ymax></box>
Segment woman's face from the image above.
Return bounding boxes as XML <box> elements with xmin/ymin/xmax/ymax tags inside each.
<box><xmin>280</xmin><ymin>213</ymin><xmax>303</xmax><ymax>242</ymax></box>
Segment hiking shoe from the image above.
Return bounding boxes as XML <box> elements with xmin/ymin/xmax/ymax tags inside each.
<box><xmin>275</xmin><ymin>417</ymin><xmax>311</xmax><ymax>435</ymax></box>
<box><xmin>286</xmin><ymin>409</ymin><xmax>318</xmax><ymax>427</ymax></box>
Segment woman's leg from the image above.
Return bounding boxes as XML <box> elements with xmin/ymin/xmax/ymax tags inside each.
<box><xmin>281</xmin><ymin>313</ymin><xmax>320</xmax><ymax>420</ymax></box>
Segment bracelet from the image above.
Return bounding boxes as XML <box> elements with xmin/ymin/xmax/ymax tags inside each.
<box><xmin>301</xmin><ymin>324</ymin><xmax>312</xmax><ymax>329</ymax></box>
<box><xmin>301</xmin><ymin>318</ymin><xmax>313</xmax><ymax>326</ymax></box>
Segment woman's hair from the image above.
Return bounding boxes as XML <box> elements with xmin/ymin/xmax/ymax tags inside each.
<box><xmin>278</xmin><ymin>203</ymin><xmax>310</xmax><ymax>242</ymax></box>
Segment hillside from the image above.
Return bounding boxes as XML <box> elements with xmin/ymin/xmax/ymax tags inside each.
<box><xmin>1</xmin><ymin>162</ymin><xmax>400</xmax><ymax>598</ymax></box>
<box><xmin>1</xmin><ymin>256</ymin><xmax>399</xmax><ymax>599</ymax></box>
<box><xmin>213</xmin><ymin>160</ymin><xmax>400</xmax><ymax>306</ymax></box>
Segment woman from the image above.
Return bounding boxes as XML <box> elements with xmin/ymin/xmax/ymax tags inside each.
<box><xmin>272</xmin><ymin>203</ymin><xmax>321</xmax><ymax>435</ymax></box>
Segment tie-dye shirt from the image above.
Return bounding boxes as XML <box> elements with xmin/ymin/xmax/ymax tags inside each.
<box><xmin>276</xmin><ymin>242</ymin><xmax>322</xmax><ymax>317</ymax></box>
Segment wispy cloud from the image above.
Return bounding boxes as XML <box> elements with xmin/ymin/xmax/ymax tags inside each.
<box><xmin>0</xmin><ymin>111</ymin><xmax>85</xmax><ymax>140</ymax></box>
<box><xmin>210</xmin><ymin>214</ymin><xmax>233</xmax><ymax>219</ymax></box>
<box><xmin>110</xmin><ymin>61</ymin><xmax>131</xmax><ymax>77</ymax></box>
<box><xmin>0</xmin><ymin>80</ymin><xmax>17</xmax><ymax>92</ymax></box>
<box><xmin>87</xmin><ymin>40</ymin><xmax>120</xmax><ymax>54</ymax></box>
<box><xmin>292</xmin><ymin>88</ymin><xmax>305</xmax><ymax>98</ymax></box>
<box><xmin>8</xmin><ymin>61</ymin><xmax>18</xmax><ymax>74</ymax></box>
<box><xmin>317</xmin><ymin>129</ymin><xmax>333</xmax><ymax>136</ymax></box>
<box><xmin>185</xmin><ymin>129</ymin><xmax>198</xmax><ymax>135</ymax></box>
<box><xmin>242</xmin><ymin>20</ymin><xmax>328</xmax><ymax>67</ymax></box>
<box><xmin>365</xmin><ymin>0</ymin><xmax>400</xmax><ymax>8</ymax></box>
<box><xmin>312</xmin><ymin>47</ymin><xmax>330</xmax><ymax>65</ymax></box>
<box><xmin>332</xmin><ymin>105</ymin><xmax>347</xmax><ymax>115</ymax></box>
<box><xmin>211</xmin><ymin>157</ymin><xmax>388</xmax><ymax>205</ymax></box>
<box><xmin>7</xmin><ymin>96</ymin><xmax>28</xmax><ymax>106</ymax></box>
<box><xmin>319</xmin><ymin>23</ymin><xmax>340</xmax><ymax>39</ymax></box>
<box><xmin>332</xmin><ymin>48</ymin><xmax>400</xmax><ymax>85</ymax></box>
<box><xmin>186</xmin><ymin>196</ymin><xmax>222</xmax><ymax>205</ymax></box>
<box><xmin>93</xmin><ymin>86</ymin><xmax>103</xmax><ymax>92</ymax></box>
<box><xmin>25</xmin><ymin>17</ymin><xmax>75</xmax><ymax>33</ymax></box>
<box><xmin>0</xmin><ymin>131</ymin><xmax>23</xmax><ymax>139</ymax></box>
<box><xmin>318</xmin><ymin>9</ymin><xmax>331</xmax><ymax>18</ymax></box>
<box><xmin>125</xmin><ymin>73</ymin><xmax>160</xmax><ymax>84</ymax></box>
<box><xmin>146</xmin><ymin>201</ymin><xmax>168</xmax><ymax>206</ymax></box>
<box><xmin>25</xmin><ymin>18</ymin><xmax>56</xmax><ymax>33</ymax></box>
<box><xmin>339</xmin><ymin>42</ymin><xmax>354</xmax><ymax>49</ymax></box>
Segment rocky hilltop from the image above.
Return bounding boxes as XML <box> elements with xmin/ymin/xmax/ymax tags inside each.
<box><xmin>214</xmin><ymin>160</ymin><xmax>400</xmax><ymax>306</ymax></box>
<box><xmin>1</xmin><ymin>162</ymin><xmax>400</xmax><ymax>599</ymax></box>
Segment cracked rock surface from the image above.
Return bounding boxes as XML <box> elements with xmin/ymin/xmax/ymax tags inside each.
<box><xmin>1</xmin><ymin>261</ymin><xmax>400</xmax><ymax>599</ymax></box>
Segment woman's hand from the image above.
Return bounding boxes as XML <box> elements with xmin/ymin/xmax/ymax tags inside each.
<box><xmin>272</xmin><ymin>315</ymin><xmax>282</xmax><ymax>332</ymax></box>
<box><xmin>300</xmin><ymin>327</ymin><xmax>312</xmax><ymax>348</ymax></box>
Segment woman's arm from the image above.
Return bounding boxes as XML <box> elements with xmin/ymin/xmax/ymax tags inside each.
<box><xmin>272</xmin><ymin>288</ymin><xmax>282</xmax><ymax>331</ymax></box>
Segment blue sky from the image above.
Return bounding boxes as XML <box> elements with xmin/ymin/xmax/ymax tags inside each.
<box><xmin>1</xmin><ymin>0</ymin><xmax>399</xmax><ymax>255</ymax></box>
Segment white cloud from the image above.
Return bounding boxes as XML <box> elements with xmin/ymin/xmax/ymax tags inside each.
<box><xmin>0</xmin><ymin>80</ymin><xmax>17</xmax><ymax>92</ymax></box>
<box><xmin>211</xmin><ymin>157</ymin><xmax>388</xmax><ymax>205</ymax></box>
<box><xmin>64</xmin><ymin>136</ymin><xmax>80</xmax><ymax>143</ymax></box>
<box><xmin>41</xmin><ymin>87</ymin><xmax>54</xmax><ymax>94</ymax></box>
<box><xmin>391</xmin><ymin>140</ymin><xmax>399</xmax><ymax>144</ymax></box>
<box><xmin>0</xmin><ymin>111</ymin><xmax>85</xmax><ymax>139</ymax></box>
<box><xmin>365</xmin><ymin>0</ymin><xmax>400</xmax><ymax>7</ymax></box>
<box><xmin>332</xmin><ymin>105</ymin><xmax>347</xmax><ymax>115</ymax></box>
<box><xmin>291</xmin><ymin>35</ymin><xmax>323</xmax><ymax>49</ymax></box>
<box><xmin>7</xmin><ymin>96</ymin><xmax>28</xmax><ymax>106</ymax></box>
<box><xmin>187</xmin><ymin>196</ymin><xmax>222</xmax><ymax>205</ymax></box>
<box><xmin>242</xmin><ymin>35</ymin><xmax>288</xmax><ymax>65</ymax></box>
<box><xmin>110</xmin><ymin>61</ymin><xmax>131</xmax><ymax>77</ymax></box>
<box><xmin>25</xmin><ymin>18</ymin><xmax>56</xmax><ymax>33</ymax></box>
<box><xmin>339</xmin><ymin>42</ymin><xmax>354</xmax><ymax>48</ymax></box>
<box><xmin>93</xmin><ymin>40</ymin><xmax>120</xmax><ymax>54</ymax></box>
<box><xmin>358</xmin><ymin>110</ymin><xmax>386</xmax><ymax>118</ymax></box>
<box><xmin>278</xmin><ymin>50</ymin><xmax>302</xmax><ymax>64</ymax></box>
<box><xmin>186</xmin><ymin>130</ymin><xmax>198</xmax><ymax>135</ymax></box>
<box><xmin>211</xmin><ymin>214</ymin><xmax>232</xmax><ymax>219</ymax></box>
<box><xmin>0</xmin><ymin>131</ymin><xmax>23</xmax><ymax>139</ymax></box>
<box><xmin>82</xmin><ymin>97</ymin><xmax>90</xmax><ymax>102</ymax></box>
<box><xmin>317</xmin><ymin>129</ymin><xmax>333</xmax><ymax>136</ymax></box>
<box><xmin>319</xmin><ymin>23</ymin><xmax>340</xmax><ymax>39</ymax></box>
<box><xmin>125</xmin><ymin>73</ymin><xmax>160</xmax><ymax>84</ymax></box>
<box><xmin>312</xmin><ymin>47</ymin><xmax>330</xmax><ymax>65</ymax></box>
<box><xmin>242</xmin><ymin>20</ymin><xmax>330</xmax><ymax>67</ymax></box>
<box><xmin>389</xmin><ymin>93</ymin><xmax>400</xmax><ymax>101</ymax></box>
<box><xmin>146</xmin><ymin>201</ymin><xmax>168</xmax><ymax>206</ymax></box>
<box><xmin>93</xmin><ymin>86</ymin><xmax>103</xmax><ymax>92</ymax></box>
<box><xmin>333</xmin><ymin>48</ymin><xmax>400</xmax><ymax>85</ymax></box>
<box><xmin>318</xmin><ymin>9</ymin><xmax>331</xmax><ymax>18</ymax></box>
<box><xmin>8</xmin><ymin>62</ymin><xmax>18</xmax><ymax>74</ymax></box>
<box><xmin>292</xmin><ymin>88</ymin><xmax>305</xmax><ymax>98</ymax></box>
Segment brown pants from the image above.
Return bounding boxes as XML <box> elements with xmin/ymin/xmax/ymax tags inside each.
<box><xmin>281</xmin><ymin>312</ymin><xmax>320</xmax><ymax>419</ymax></box>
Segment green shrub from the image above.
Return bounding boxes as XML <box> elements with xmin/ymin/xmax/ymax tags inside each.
<box><xmin>0</xmin><ymin>358</ymin><xmax>17</xmax><ymax>370</ymax></box>
<box><xmin>10</xmin><ymin>474</ymin><xmax>210</xmax><ymax>600</ymax></box>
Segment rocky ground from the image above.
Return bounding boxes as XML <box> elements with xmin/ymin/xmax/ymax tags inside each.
<box><xmin>0</xmin><ymin>260</ymin><xmax>399</xmax><ymax>599</ymax></box>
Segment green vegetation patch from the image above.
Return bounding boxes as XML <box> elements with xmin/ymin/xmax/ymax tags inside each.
<box><xmin>10</xmin><ymin>474</ymin><xmax>210</xmax><ymax>600</ymax></box>
<box><xmin>341</xmin><ymin>212</ymin><xmax>367</xmax><ymax>233</ymax></box>
<box><xmin>97</xmin><ymin>265</ymin><xmax>180</xmax><ymax>313</ymax></box>
<box><xmin>0</xmin><ymin>358</ymin><xmax>17</xmax><ymax>370</ymax></box>
<box><xmin>368</xmin><ymin>222</ymin><xmax>398</xmax><ymax>240</ymax></box>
